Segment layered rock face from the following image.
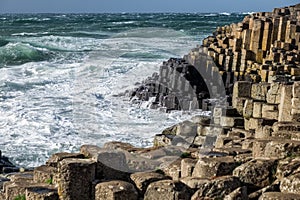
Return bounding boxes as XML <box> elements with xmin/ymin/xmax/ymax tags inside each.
<box><xmin>1</xmin><ymin>3</ymin><xmax>300</xmax><ymax>200</ymax></box>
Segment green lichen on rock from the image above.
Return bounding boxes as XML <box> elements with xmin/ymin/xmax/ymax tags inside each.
<box><xmin>14</xmin><ymin>194</ymin><xmax>26</xmax><ymax>200</ymax></box>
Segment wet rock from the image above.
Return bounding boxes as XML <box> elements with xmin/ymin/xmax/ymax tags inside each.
<box><xmin>0</xmin><ymin>151</ymin><xmax>16</xmax><ymax>174</ymax></box>
<box><xmin>2</xmin><ymin>167</ymin><xmax>20</xmax><ymax>174</ymax></box>
<box><xmin>0</xmin><ymin>177</ymin><xmax>10</xmax><ymax>190</ymax></box>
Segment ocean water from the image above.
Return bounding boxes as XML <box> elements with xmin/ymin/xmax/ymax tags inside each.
<box><xmin>0</xmin><ymin>13</ymin><xmax>245</xmax><ymax>167</ymax></box>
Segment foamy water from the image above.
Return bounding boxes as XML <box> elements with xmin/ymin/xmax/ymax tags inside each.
<box><xmin>0</xmin><ymin>13</ymin><xmax>245</xmax><ymax>167</ymax></box>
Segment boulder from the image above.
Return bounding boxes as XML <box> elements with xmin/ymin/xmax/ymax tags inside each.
<box><xmin>144</xmin><ymin>180</ymin><xmax>192</xmax><ymax>200</ymax></box>
<box><xmin>224</xmin><ymin>186</ymin><xmax>248</xmax><ymax>200</ymax></box>
<box><xmin>266</xmin><ymin>82</ymin><xmax>281</xmax><ymax>104</ymax></box>
<box><xmin>293</xmin><ymin>81</ymin><xmax>300</xmax><ymax>98</ymax></box>
<box><xmin>251</xmin><ymin>83</ymin><xmax>270</xmax><ymax>101</ymax></box>
<box><xmin>80</xmin><ymin>145</ymin><xmax>102</xmax><ymax>158</ymax></box>
<box><xmin>9</xmin><ymin>172</ymin><xmax>33</xmax><ymax>183</ymax></box>
<box><xmin>232</xmin><ymin>159</ymin><xmax>277</xmax><ymax>190</ymax></box>
<box><xmin>192</xmin><ymin>156</ymin><xmax>238</xmax><ymax>178</ymax></box>
<box><xmin>94</xmin><ymin>149</ymin><xmax>131</xmax><ymax>180</ymax></box>
<box><xmin>181</xmin><ymin>158</ymin><xmax>197</xmax><ymax>178</ymax></box>
<box><xmin>26</xmin><ymin>185</ymin><xmax>58</xmax><ymax>200</ymax></box>
<box><xmin>280</xmin><ymin>173</ymin><xmax>300</xmax><ymax>194</ymax></box>
<box><xmin>46</xmin><ymin>152</ymin><xmax>85</xmax><ymax>167</ymax></box>
<box><xmin>130</xmin><ymin>172</ymin><xmax>168</xmax><ymax>195</ymax></box>
<box><xmin>191</xmin><ymin>176</ymin><xmax>241</xmax><ymax>199</ymax></box>
<box><xmin>57</xmin><ymin>158</ymin><xmax>96</xmax><ymax>200</ymax></box>
<box><xmin>179</xmin><ymin>177</ymin><xmax>209</xmax><ymax>190</ymax></box>
<box><xmin>252</xmin><ymin>139</ymin><xmax>300</xmax><ymax>159</ymax></box>
<box><xmin>95</xmin><ymin>180</ymin><xmax>138</xmax><ymax>200</ymax></box>
<box><xmin>276</xmin><ymin>158</ymin><xmax>300</xmax><ymax>180</ymax></box>
<box><xmin>5</xmin><ymin>181</ymin><xmax>30</xmax><ymax>200</ymax></box>
<box><xmin>33</xmin><ymin>165</ymin><xmax>57</xmax><ymax>185</ymax></box>
<box><xmin>259</xmin><ymin>192</ymin><xmax>300</xmax><ymax>200</ymax></box>
<box><xmin>162</xmin><ymin>159</ymin><xmax>182</xmax><ymax>181</ymax></box>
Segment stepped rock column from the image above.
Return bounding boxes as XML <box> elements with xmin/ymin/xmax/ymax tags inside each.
<box><xmin>271</xmin><ymin>17</ymin><xmax>280</xmax><ymax>44</ymax></box>
<box><xmin>242</xmin><ymin>29</ymin><xmax>251</xmax><ymax>50</ymax></box>
<box><xmin>278</xmin><ymin>84</ymin><xmax>293</xmax><ymax>122</ymax></box>
<box><xmin>262</xmin><ymin>20</ymin><xmax>273</xmax><ymax>51</ymax></box>
<box><xmin>292</xmin><ymin>82</ymin><xmax>300</xmax><ymax>121</ymax></box>
<box><xmin>57</xmin><ymin>159</ymin><xmax>96</xmax><ymax>200</ymax></box>
<box><xmin>277</xmin><ymin>16</ymin><xmax>288</xmax><ymax>41</ymax></box>
<box><xmin>250</xmin><ymin>19</ymin><xmax>264</xmax><ymax>55</ymax></box>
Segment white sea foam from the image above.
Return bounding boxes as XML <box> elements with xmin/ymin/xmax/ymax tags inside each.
<box><xmin>220</xmin><ymin>12</ymin><xmax>231</xmax><ymax>16</ymax></box>
<box><xmin>242</xmin><ymin>11</ymin><xmax>255</xmax><ymax>15</ymax></box>
<box><xmin>112</xmin><ymin>21</ymin><xmax>136</xmax><ymax>25</ymax></box>
<box><xmin>0</xmin><ymin>27</ymin><xmax>204</xmax><ymax>167</ymax></box>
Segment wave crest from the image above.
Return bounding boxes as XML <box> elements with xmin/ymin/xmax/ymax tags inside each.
<box><xmin>0</xmin><ymin>42</ymin><xmax>52</xmax><ymax>66</ymax></box>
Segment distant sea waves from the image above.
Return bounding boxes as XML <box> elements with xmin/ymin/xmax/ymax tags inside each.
<box><xmin>0</xmin><ymin>13</ymin><xmax>245</xmax><ymax>167</ymax></box>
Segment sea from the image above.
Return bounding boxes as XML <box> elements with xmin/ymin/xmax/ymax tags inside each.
<box><xmin>0</xmin><ymin>13</ymin><xmax>246</xmax><ymax>167</ymax></box>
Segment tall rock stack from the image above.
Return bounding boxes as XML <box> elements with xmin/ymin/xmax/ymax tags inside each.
<box><xmin>202</xmin><ymin>4</ymin><xmax>300</xmax><ymax>87</ymax></box>
<box><xmin>130</xmin><ymin>4</ymin><xmax>300</xmax><ymax>112</ymax></box>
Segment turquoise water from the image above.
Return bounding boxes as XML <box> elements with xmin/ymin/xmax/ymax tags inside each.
<box><xmin>0</xmin><ymin>13</ymin><xmax>245</xmax><ymax>167</ymax></box>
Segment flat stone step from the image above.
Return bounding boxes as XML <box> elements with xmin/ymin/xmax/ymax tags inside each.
<box><xmin>253</xmin><ymin>139</ymin><xmax>300</xmax><ymax>159</ymax></box>
<box><xmin>259</xmin><ymin>192</ymin><xmax>300</xmax><ymax>200</ymax></box>
<box><xmin>192</xmin><ymin>156</ymin><xmax>238</xmax><ymax>179</ymax></box>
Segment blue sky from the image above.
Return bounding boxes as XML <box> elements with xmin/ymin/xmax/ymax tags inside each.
<box><xmin>0</xmin><ymin>0</ymin><xmax>299</xmax><ymax>13</ymax></box>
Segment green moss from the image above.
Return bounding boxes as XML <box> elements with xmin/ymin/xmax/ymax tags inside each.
<box><xmin>14</xmin><ymin>194</ymin><xmax>26</xmax><ymax>200</ymax></box>
<box><xmin>46</xmin><ymin>175</ymin><xmax>53</xmax><ymax>185</ymax></box>
<box><xmin>180</xmin><ymin>152</ymin><xmax>191</xmax><ymax>158</ymax></box>
<box><xmin>162</xmin><ymin>125</ymin><xmax>177</xmax><ymax>135</ymax></box>
<box><xmin>154</xmin><ymin>168</ymin><xmax>165</xmax><ymax>175</ymax></box>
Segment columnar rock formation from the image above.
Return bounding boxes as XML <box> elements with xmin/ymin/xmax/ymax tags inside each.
<box><xmin>131</xmin><ymin>4</ymin><xmax>300</xmax><ymax>112</ymax></box>
<box><xmin>1</xmin><ymin>3</ymin><xmax>300</xmax><ymax>200</ymax></box>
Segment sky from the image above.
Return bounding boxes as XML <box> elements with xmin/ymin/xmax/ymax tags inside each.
<box><xmin>0</xmin><ymin>0</ymin><xmax>299</xmax><ymax>13</ymax></box>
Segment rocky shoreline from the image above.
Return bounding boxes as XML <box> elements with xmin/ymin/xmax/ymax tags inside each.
<box><xmin>2</xmin><ymin>3</ymin><xmax>300</xmax><ymax>200</ymax></box>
